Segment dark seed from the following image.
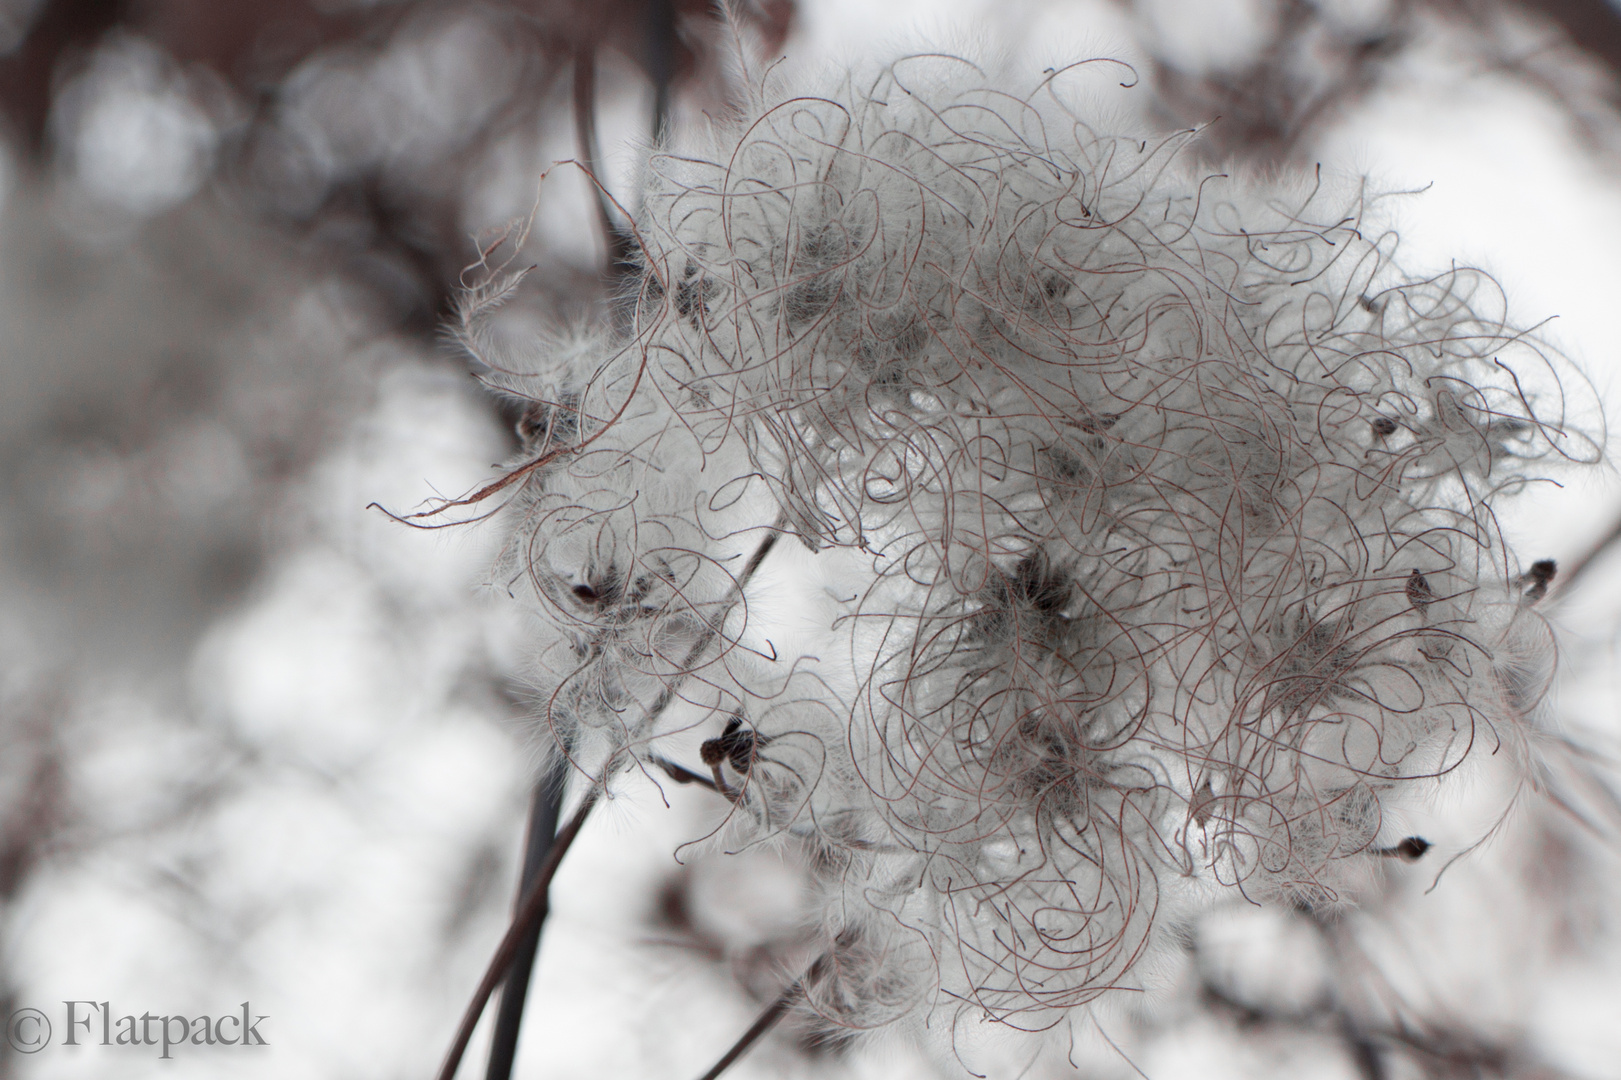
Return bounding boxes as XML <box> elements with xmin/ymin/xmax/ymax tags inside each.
<box><xmin>1406</xmin><ymin>569</ymin><xmax>1435</xmax><ymax>611</ymax></box>
<box><xmin>1374</xmin><ymin>836</ymin><xmax>1431</xmax><ymax>861</ymax></box>
<box><xmin>1525</xmin><ymin>558</ymin><xmax>1557</xmax><ymax>601</ymax></box>
<box><xmin>700</xmin><ymin>715</ymin><xmax>760</xmax><ymax>773</ymax></box>
<box><xmin>1395</xmin><ymin>836</ymin><xmax>1430</xmax><ymax>862</ymax></box>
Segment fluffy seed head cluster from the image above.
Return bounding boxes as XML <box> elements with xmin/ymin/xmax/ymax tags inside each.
<box><xmin>472</xmin><ymin>56</ymin><xmax>1600</xmax><ymax>1036</ymax></box>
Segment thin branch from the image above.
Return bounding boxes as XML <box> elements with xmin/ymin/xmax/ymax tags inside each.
<box><xmin>437</xmin><ymin>523</ymin><xmax>784</xmax><ymax>1079</ymax></box>
<box><xmin>483</xmin><ymin>768</ymin><xmax>565</xmax><ymax>1080</ymax></box>
<box><xmin>436</xmin><ymin>788</ymin><xmax>599</xmax><ymax>1080</ymax></box>
<box><xmin>693</xmin><ymin>980</ymin><xmax>802</xmax><ymax>1080</ymax></box>
<box><xmin>652</xmin><ymin>754</ymin><xmax>721</xmax><ymax>790</ymax></box>
<box><xmin>1556</xmin><ymin>513</ymin><xmax>1621</xmax><ymax>591</ymax></box>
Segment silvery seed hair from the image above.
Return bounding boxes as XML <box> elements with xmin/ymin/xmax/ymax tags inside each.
<box><xmin>469</xmin><ymin>53</ymin><xmax>1601</xmax><ymax>1038</ymax></box>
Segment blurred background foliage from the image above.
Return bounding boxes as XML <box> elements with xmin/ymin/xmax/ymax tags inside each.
<box><xmin>3</xmin><ymin>1</ymin><xmax>1621</xmax><ymax>1078</ymax></box>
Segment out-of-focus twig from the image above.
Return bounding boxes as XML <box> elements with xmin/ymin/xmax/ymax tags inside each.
<box><xmin>1513</xmin><ymin>0</ymin><xmax>1621</xmax><ymax>76</ymax></box>
<box><xmin>1555</xmin><ymin>513</ymin><xmax>1621</xmax><ymax>592</ymax></box>
<box><xmin>571</xmin><ymin>45</ymin><xmax>635</xmax><ymax>274</ymax></box>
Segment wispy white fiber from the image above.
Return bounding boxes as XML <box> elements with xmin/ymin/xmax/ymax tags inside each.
<box><xmin>469</xmin><ymin>52</ymin><xmax>1602</xmax><ymax>1042</ymax></box>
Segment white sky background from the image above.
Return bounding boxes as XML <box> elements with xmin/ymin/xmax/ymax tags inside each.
<box><xmin>7</xmin><ymin>1</ymin><xmax>1621</xmax><ymax>1079</ymax></box>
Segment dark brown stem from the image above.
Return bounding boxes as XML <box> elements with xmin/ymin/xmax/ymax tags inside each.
<box><xmin>693</xmin><ymin>980</ymin><xmax>802</xmax><ymax>1080</ymax></box>
<box><xmin>482</xmin><ymin>770</ymin><xmax>565</xmax><ymax>1080</ymax></box>
<box><xmin>437</xmin><ymin>523</ymin><xmax>783</xmax><ymax>1079</ymax></box>
<box><xmin>435</xmin><ymin>788</ymin><xmax>598</xmax><ymax>1080</ymax></box>
<box><xmin>651</xmin><ymin>755</ymin><xmax>720</xmax><ymax>790</ymax></box>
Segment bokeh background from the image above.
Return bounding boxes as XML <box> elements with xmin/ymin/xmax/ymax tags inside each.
<box><xmin>3</xmin><ymin>1</ymin><xmax>1621</xmax><ymax>1077</ymax></box>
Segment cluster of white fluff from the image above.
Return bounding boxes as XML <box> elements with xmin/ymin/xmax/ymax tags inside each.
<box><xmin>467</xmin><ymin>55</ymin><xmax>1599</xmax><ymax>1038</ymax></box>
